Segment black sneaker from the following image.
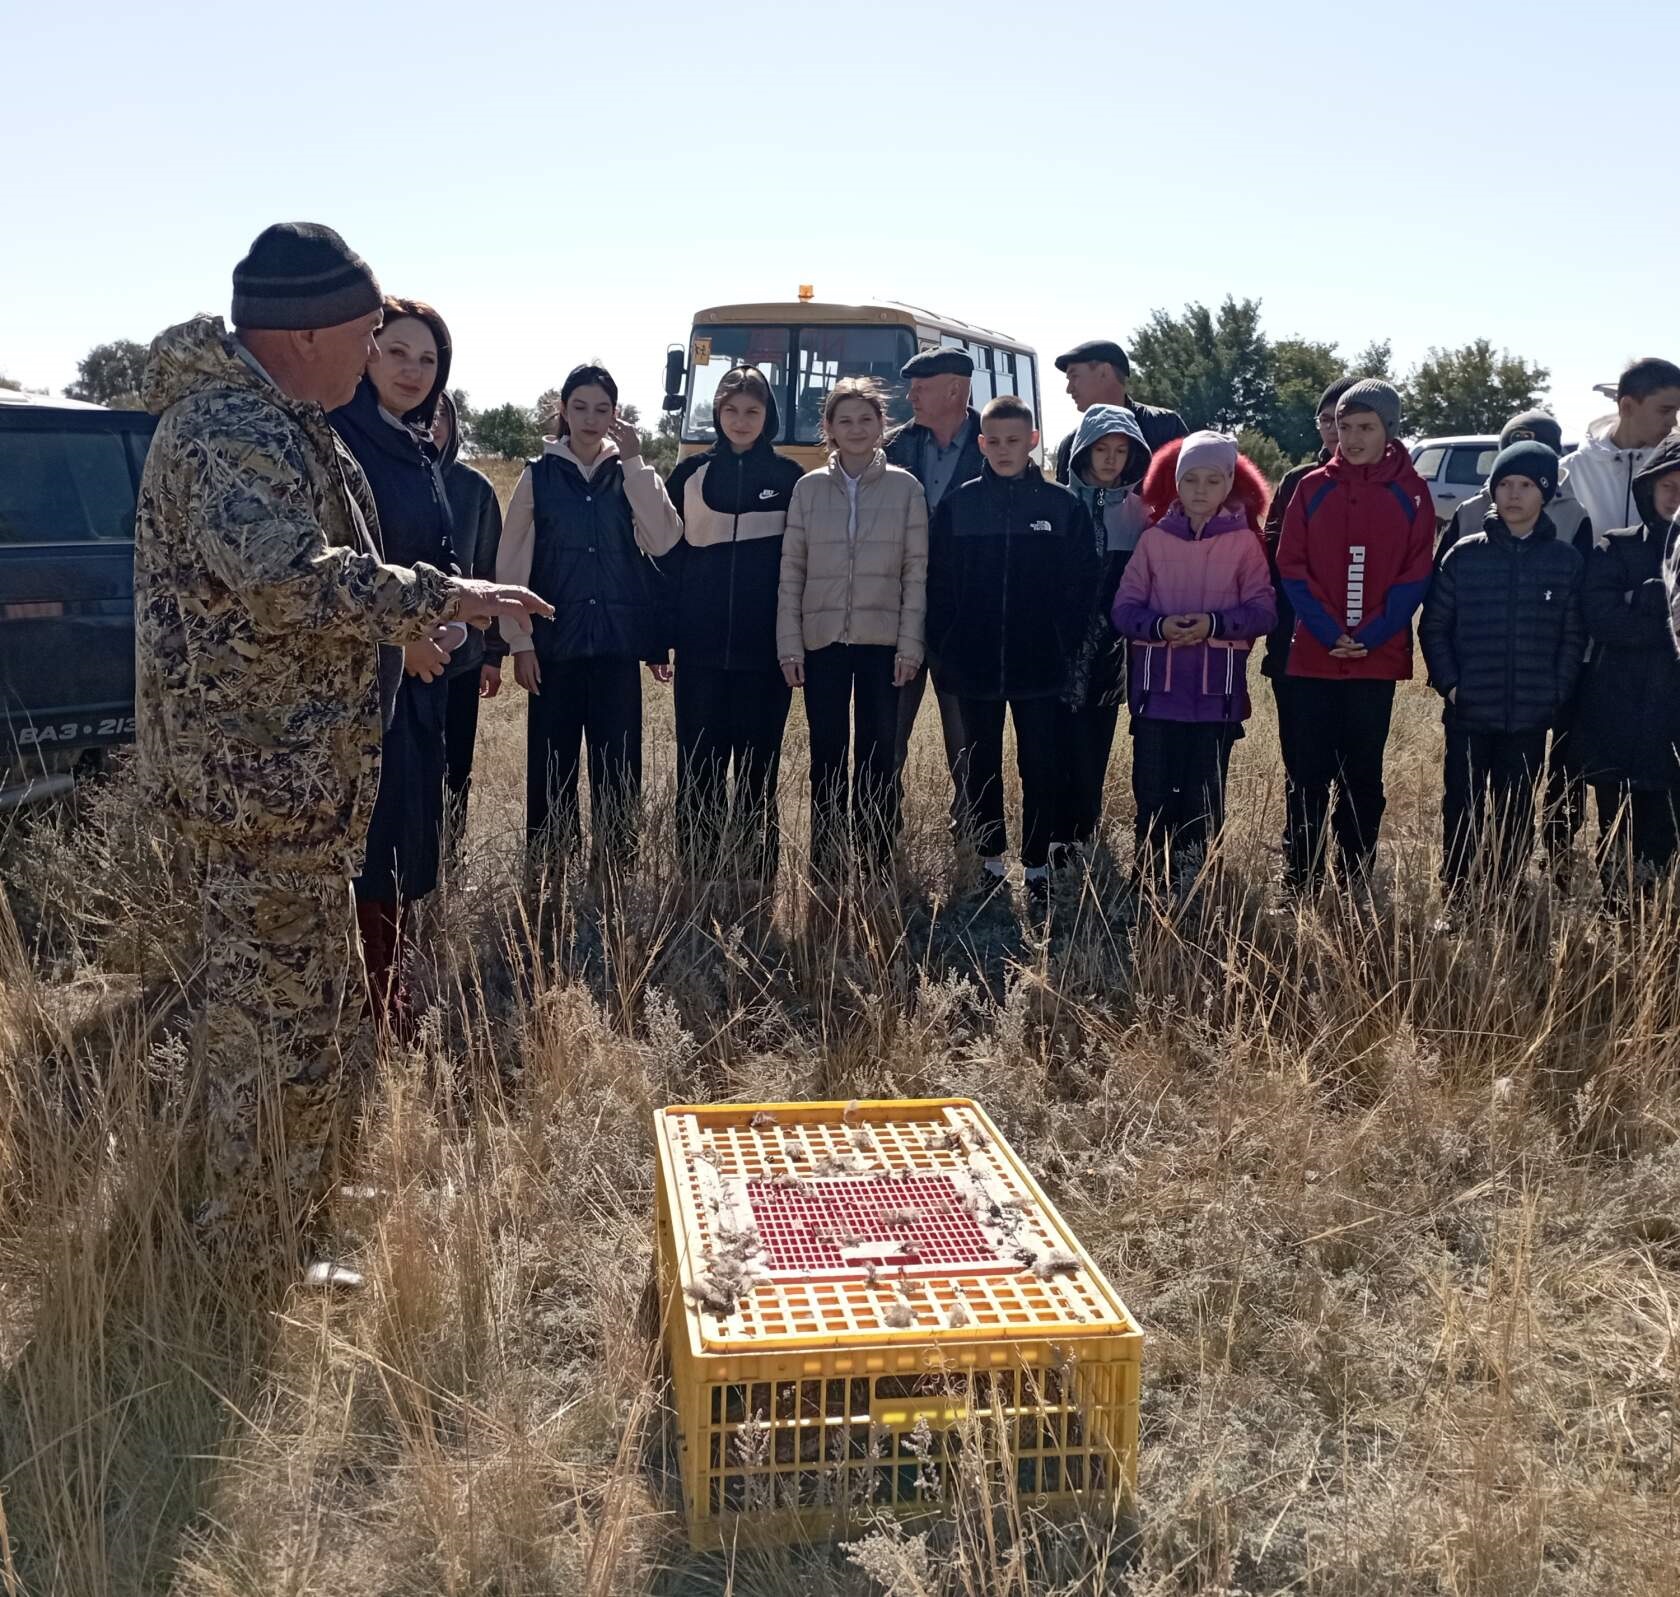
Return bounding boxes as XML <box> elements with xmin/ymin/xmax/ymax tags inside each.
<box><xmin>1025</xmin><ymin>875</ymin><xmax>1051</xmax><ymax>920</ymax></box>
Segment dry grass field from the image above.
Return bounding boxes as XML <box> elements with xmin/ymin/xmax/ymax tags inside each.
<box><xmin>3</xmin><ymin>500</ymin><xmax>1678</xmax><ymax>1592</ymax></box>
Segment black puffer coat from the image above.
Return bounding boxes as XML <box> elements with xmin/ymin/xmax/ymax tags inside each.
<box><xmin>1576</xmin><ymin>442</ymin><xmax>1680</xmax><ymax>788</ymax></box>
<box><xmin>1420</xmin><ymin>513</ymin><xmax>1585</xmax><ymax>734</ymax></box>
<box><xmin>663</xmin><ymin>388</ymin><xmax>802</xmax><ymax>671</ymax></box>
<box><xmin>925</xmin><ymin>463</ymin><xmax>1098</xmax><ymax>700</ymax></box>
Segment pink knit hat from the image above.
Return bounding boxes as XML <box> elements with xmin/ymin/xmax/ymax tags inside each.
<box><xmin>1175</xmin><ymin>429</ymin><xmax>1239</xmax><ymax>485</ymax></box>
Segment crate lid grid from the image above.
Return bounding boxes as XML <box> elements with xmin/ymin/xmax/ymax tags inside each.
<box><xmin>659</xmin><ymin>1100</ymin><xmax>1138</xmax><ymax>1350</ymax></box>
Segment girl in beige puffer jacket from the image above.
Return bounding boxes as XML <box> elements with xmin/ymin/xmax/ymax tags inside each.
<box><xmin>778</xmin><ymin>380</ymin><xmax>928</xmax><ymax>871</ymax></box>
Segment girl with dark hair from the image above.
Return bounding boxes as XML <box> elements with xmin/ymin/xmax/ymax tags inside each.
<box><xmin>663</xmin><ymin>366</ymin><xmax>804</xmax><ymax>889</ymax></box>
<box><xmin>330</xmin><ymin>296</ymin><xmax>462</xmax><ymax>1031</ymax></box>
<box><xmin>496</xmin><ymin>362</ymin><xmax>683</xmax><ymax>874</ymax></box>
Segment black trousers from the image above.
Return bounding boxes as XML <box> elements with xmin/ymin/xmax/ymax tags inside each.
<box><xmin>675</xmin><ymin>663</ymin><xmax>792</xmax><ymax>881</ymax></box>
<box><xmin>957</xmin><ymin>694</ymin><xmax>1061</xmax><ymax>870</ymax></box>
<box><xmin>804</xmin><ymin>643</ymin><xmax>900</xmax><ymax>868</ymax></box>
<box><xmin>896</xmin><ymin>662</ymin><xmax>968</xmax><ymax>826</ymax></box>
<box><xmin>525</xmin><ymin>654</ymin><xmax>642</xmax><ymax>861</ymax></box>
<box><xmin>1130</xmin><ymin>717</ymin><xmax>1237</xmax><ymax>869</ymax></box>
<box><xmin>1542</xmin><ymin>702</ymin><xmax>1588</xmax><ymax>870</ymax></box>
<box><xmin>1593</xmin><ymin>782</ymin><xmax>1680</xmax><ymax>889</ymax></box>
<box><xmin>443</xmin><ymin>665</ymin><xmax>482</xmax><ymax>848</ymax></box>
<box><xmin>1441</xmin><ymin>725</ymin><xmax>1548</xmax><ymax>896</ymax></box>
<box><xmin>1280</xmin><ymin>677</ymin><xmax>1396</xmax><ymax>887</ymax></box>
<box><xmin>1056</xmin><ymin>698</ymin><xmax>1122</xmax><ymax>849</ymax></box>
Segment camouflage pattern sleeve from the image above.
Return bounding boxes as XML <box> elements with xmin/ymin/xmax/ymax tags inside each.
<box><xmin>185</xmin><ymin>424</ymin><xmax>457</xmax><ymax>644</ymax></box>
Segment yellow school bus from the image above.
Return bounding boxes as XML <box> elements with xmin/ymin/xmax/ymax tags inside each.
<box><xmin>662</xmin><ymin>295</ymin><xmax>1042</xmax><ymax>470</ymax></box>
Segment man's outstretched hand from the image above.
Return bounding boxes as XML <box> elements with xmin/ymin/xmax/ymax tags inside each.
<box><xmin>452</xmin><ymin>579</ymin><xmax>554</xmax><ymax>627</ymax></box>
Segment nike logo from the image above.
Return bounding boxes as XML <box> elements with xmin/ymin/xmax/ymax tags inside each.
<box><xmin>759</xmin><ymin>489</ymin><xmax>778</xmax><ymax>501</ymax></box>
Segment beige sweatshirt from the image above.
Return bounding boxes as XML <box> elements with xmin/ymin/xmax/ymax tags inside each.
<box><xmin>495</xmin><ymin>438</ymin><xmax>683</xmax><ymax>653</ymax></box>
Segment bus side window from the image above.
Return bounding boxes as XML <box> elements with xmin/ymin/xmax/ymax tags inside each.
<box><xmin>969</xmin><ymin>343</ymin><xmax>995</xmax><ymax>411</ymax></box>
<box><xmin>992</xmin><ymin>348</ymin><xmax>1016</xmax><ymax>400</ymax></box>
<box><xmin>1016</xmin><ymin>352</ymin><xmax>1038</xmax><ymax>422</ymax></box>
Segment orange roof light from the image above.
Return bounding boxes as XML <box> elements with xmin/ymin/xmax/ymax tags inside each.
<box><xmin>797</xmin><ymin>284</ymin><xmax>814</xmax><ymax>302</ymax></box>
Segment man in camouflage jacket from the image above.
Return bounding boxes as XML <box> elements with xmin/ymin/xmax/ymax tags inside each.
<box><xmin>133</xmin><ymin>224</ymin><xmax>549</xmax><ymax>1272</ymax></box>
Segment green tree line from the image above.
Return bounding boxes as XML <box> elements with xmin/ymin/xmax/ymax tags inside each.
<box><xmin>38</xmin><ymin>303</ymin><xmax>1554</xmax><ymax>485</ymax></box>
<box><xmin>1127</xmin><ymin>297</ymin><xmax>1550</xmax><ymax>479</ymax></box>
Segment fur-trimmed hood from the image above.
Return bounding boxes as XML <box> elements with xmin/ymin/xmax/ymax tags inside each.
<box><xmin>1140</xmin><ymin>435</ymin><xmax>1272</xmax><ymax>532</ymax></box>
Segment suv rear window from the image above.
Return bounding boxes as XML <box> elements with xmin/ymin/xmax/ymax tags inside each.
<box><xmin>1445</xmin><ymin>445</ymin><xmax>1496</xmax><ymax>487</ymax></box>
<box><xmin>0</xmin><ymin>428</ymin><xmax>138</xmax><ymax>544</ymax></box>
<box><xmin>1412</xmin><ymin>446</ymin><xmax>1447</xmax><ymax>480</ymax></box>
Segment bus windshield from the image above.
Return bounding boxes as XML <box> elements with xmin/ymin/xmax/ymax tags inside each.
<box><xmin>684</xmin><ymin>324</ymin><xmax>916</xmax><ymax>446</ymax></box>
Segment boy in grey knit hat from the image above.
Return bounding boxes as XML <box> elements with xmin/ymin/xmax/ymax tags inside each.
<box><xmin>1335</xmin><ymin>378</ymin><xmax>1403</xmax><ymax>445</ymax></box>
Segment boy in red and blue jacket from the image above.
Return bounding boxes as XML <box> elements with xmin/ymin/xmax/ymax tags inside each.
<box><xmin>1275</xmin><ymin>379</ymin><xmax>1435</xmax><ymax>891</ymax></box>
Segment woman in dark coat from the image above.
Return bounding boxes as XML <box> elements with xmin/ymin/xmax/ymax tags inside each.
<box><xmin>330</xmin><ymin>297</ymin><xmax>460</xmax><ymax>1030</ymax></box>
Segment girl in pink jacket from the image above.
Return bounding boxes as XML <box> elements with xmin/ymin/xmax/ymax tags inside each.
<box><xmin>1111</xmin><ymin>432</ymin><xmax>1276</xmax><ymax>875</ymax></box>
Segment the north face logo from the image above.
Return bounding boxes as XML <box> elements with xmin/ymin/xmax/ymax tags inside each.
<box><xmin>758</xmin><ymin>489</ymin><xmax>778</xmax><ymax>501</ymax></box>
<box><xmin>1030</xmin><ymin>519</ymin><xmax>1053</xmax><ymax>532</ymax></box>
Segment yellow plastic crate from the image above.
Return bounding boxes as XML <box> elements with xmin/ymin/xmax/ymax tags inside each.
<box><xmin>654</xmin><ymin>1097</ymin><xmax>1142</xmax><ymax>1548</ymax></box>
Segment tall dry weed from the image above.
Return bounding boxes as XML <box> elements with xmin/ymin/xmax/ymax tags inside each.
<box><xmin>1</xmin><ymin>679</ymin><xmax>1677</xmax><ymax>1595</ymax></box>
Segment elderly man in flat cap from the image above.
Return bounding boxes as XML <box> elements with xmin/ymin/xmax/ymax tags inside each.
<box><xmin>1052</xmin><ymin>338</ymin><xmax>1187</xmax><ymax>482</ymax></box>
<box><xmin>884</xmin><ymin>347</ymin><xmax>986</xmax><ymax>811</ymax></box>
<box><xmin>134</xmin><ymin>221</ymin><xmax>552</xmax><ymax>1280</ymax></box>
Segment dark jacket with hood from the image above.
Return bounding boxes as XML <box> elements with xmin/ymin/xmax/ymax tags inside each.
<box><xmin>1260</xmin><ymin>448</ymin><xmax>1329</xmax><ymax>678</ymax></box>
<box><xmin>1063</xmin><ymin>405</ymin><xmax>1152</xmax><ymax>709</ymax></box>
<box><xmin>925</xmin><ymin>463</ymin><xmax>1099</xmax><ymax>701</ymax></box>
<box><xmin>1419</xmin><ymin>512</ymin><xmax>1585</xmax><ymax>735</ymax></box>
<box><xmin>1576</xmin><ymin>440</ymin><xmax>1680</xmax><ymax>789</ymax></box>
<box><xmin>1054</xmin><ymin>402</ymin><xmax>1187</xmax><ymax>483</ymax></box>
<box><xmin>437</xmin><ymin>394</ymin><xmax>505</xmax><ymax>676</ymax></box>
<box><xmin>663</xmin><ymin>390</ymin><xmax>803</xmax><ymax>672</ymax></box>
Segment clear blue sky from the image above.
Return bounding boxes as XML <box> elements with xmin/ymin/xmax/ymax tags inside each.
<box><xmin>4</xmin><ymin>0</ymin><xmax>1674</xmax><ymax>442</ymax></box>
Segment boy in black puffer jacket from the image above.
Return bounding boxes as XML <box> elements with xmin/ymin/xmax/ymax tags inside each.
<box><xmin>1420</xmin><ymin>442</ymin><xmax>1584</xmax><ymax>901</ymax></box>
<box><xmin>925</xmin><ymin>396</ymin><xmax>1097</xmax><ymax>910</ymax></box>
<box><xmin>1576</xmin><ymin>438</ymin><xmax>1680</xmax><ymax>893</ymax></box>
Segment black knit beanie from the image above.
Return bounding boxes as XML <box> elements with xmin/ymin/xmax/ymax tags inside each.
<box><xmin>1499</xmin><ymin>410</ymin><xmax>1564</xmax><ymax>454</ymax></box>
<box><xmin>1488</xmin><ymin>440</ymin><xmax>1559</xmax><ymax>505</ymax></box>
<box><xmin>1316</xmin><ymin>374</ymin><xmax>1361</xmax><ymax>416</ymax></box>
<box><xmin>232</xmin><ymin>222</ymin><xmax>382</xmax><ymax>331</ymax></box>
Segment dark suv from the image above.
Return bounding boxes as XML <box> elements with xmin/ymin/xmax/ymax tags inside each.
<box><xmin>0</xmin><ymin>393</ymin><xmax>155</xmax><ymax>804</ymax></box>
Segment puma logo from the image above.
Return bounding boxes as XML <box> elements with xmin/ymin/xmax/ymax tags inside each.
<box><xmin>1346</xmin><ymin>544</ymin><xmax>1367</xmax><ymax>626</ymax></box>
